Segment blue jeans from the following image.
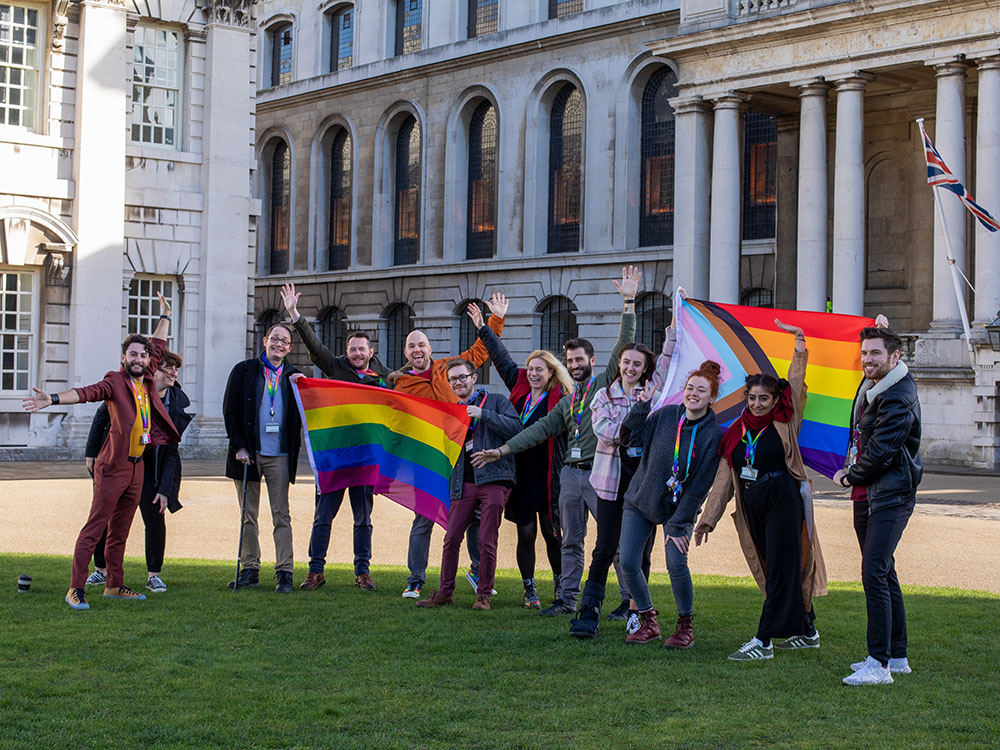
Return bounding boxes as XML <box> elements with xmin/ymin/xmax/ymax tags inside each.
<box><xmin>308</xmin><ymin>486</ymin><xmax>373</xmax><ymax>576</ymax></box>
<box><xmin>407</xmin><ymin>510</ymin><xmax>481</xmax><ymax>586</ymax></box>
<box><xmin>620</xmin><ymin>506</ymin><xmax>693</xmax><ymax>616</ymax></box>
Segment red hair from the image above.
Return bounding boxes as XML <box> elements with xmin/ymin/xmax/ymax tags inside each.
<box><xmin>686</xmin><ymin>360</ymin><xmax>721</xmax><ymax>398</ymax></box>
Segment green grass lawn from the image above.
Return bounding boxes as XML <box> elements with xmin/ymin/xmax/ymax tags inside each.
<box><xmin>2</xmin><ymin>554</ymin><xmax>998</xmax><ymax>749</ymax></box>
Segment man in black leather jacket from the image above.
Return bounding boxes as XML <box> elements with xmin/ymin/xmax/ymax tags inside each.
<box><xmin>834</xmin><ymin>326</ymin><xmax>921</xmax><ymax>686</ymax></box>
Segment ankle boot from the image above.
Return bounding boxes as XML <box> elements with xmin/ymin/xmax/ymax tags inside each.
<box><xmin>663</xmin><ymin>614</ymin><xmax>695</xmax><ymax>649</ymax></box>
<box><xmin>569</xmin><ymin>580</ymin><xmax>605</xmax><ymax>639</ymax></box>
<box><xmin>625</xmin><ymin>608</ymin><xmax>661</xmax><ymax>645</ymax></box>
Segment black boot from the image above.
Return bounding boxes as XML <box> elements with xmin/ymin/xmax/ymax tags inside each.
<box><xmin>569</xmin><ymin>580</ymin><xmax>605</xmax><ymax>639</ymax></box>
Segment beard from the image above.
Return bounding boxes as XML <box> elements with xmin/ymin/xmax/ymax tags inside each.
<box><xmin>126</xmin><ymin>362</ymin><xmax>146</xmax><ymax>378</ymax></box>
<box><xmin>571</xmin><ymin>364</ymin><xmax>593</xmax><ymax>382</ymax></box>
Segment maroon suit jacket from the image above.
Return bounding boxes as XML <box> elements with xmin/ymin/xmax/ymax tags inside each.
<box><xmin>74</xmin><ymin>336</ymin><xmax>180</xmax><ymax>469</ymax></box>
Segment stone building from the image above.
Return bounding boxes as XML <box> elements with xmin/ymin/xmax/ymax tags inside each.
<box><xmin>253</xmin><ymin>0</ymin><xmax>999</xmax><ymax>469</ymax></box>
<box><xmin>0</xmin><ymin>0</ymin><xmax>257</xmax><ymax>454</ymax></box>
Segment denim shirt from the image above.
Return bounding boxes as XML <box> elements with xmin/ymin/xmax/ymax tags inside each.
<box><xmin>449</xmin><ymin>391</ymin><xmax>522</xmax><ymax>500</ymax></box>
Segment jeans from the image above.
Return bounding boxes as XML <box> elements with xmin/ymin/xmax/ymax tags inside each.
<box><xmin>308</xmin><ymin>485</ymin><xmax>373</xmax><ymax>576</ymax></box>
<box><xmin>855</xmin><ymin>495</ymin><xmax>914</xmax><ymax>666</ymax></box>
<box><xmin>557</xmin><ymin>465</ymin><xmax>601</xmax><ymax>608</ymax></box>
<box><xmin>437</xmin><ymin>483</ymin><xmax>511</xmax><ymax>597</ymax></box>
<box><xmin>407</xmin><ymin>510</ymin><xmax>482</xmax><ymax>586</ymax></box>
<box><xmin>619</xmin><ymin>506</ymin><xmax>691</xmax><ymax>615</ymax></box>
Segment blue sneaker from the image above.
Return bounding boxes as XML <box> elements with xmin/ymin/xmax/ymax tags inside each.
<box><xmin>65</xmin><ymin>588</ymin><xmax>89</xmax><ymax>610</ymax></box>
<box><xmin>402</xmin><ymin>582</ymin><xmax>421</xmax><ymax>599</ymax></box>
<box><xmin>465</xmin><ymin>569</ymin><xmax>497</xmax><ymax>596</ymax></box>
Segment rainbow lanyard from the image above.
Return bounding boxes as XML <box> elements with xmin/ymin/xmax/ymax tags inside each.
<box><xmin>129</xmin><ymin>377</ymin><xmax>150</xmax><ymax>437</ymax></box>
<box><xmin>671</xmin><ymin>417</ymin><xmax>699</xmax><ymax>483</ymax></box>
<box><xmin>520</xmin><ymin>390</ymin><xmax>547</xmax><ymax>425</ymax></box>
<box><xmin>467</xmin><ymin>390</ymin><xmax>489</xmax><ymax>432</ymax></box>
<box><xmin>356</xmin><ymin>368</ymin><xmax>386</xmax><ymax>388</ymax></box>
<box><xmin>570</xmin><ymin>376</ymin><xmax>596</xmax><ymax>426</ymax></box>
<box><xmin>741</xmin><ymin>421</ymin><xmax>768</xmax><ymax>468</ymax></box>
<box><xmin>264</xmin><ymin>362</ymin><xmax>283</xmax><ymax>415</ymax></box>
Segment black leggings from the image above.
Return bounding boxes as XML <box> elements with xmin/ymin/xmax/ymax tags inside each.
<box><xmin>515</xmin><ymin>512</ymin><xmax>562</xmax><ymax>580</ymax></box>
<box><xmin>587</xmin><ymin>496</ymin><xmax>654</xmax><ymax>589</ymax></box>
<box><xmin>93</xmin><ymin>485</ymin><xmax>166</xmax><ymax>573</ymax></box>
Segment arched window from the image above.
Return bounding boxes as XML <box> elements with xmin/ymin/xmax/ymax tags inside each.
<box><xmin>384</xmin><ymin>303</ymin><xmax>414</xmax><ymax>372</ymax></box>
<box><xmin>329</xmin><ymin>5</ymin><xmax>354</xmax><ymax>71</ymax></box>
<box><xmin>394</xmin><ymin>116</ymin><xmax>421</xmax><ymax>265</ymax></box>
<box><xmin>269</xmin><ymin>23</ymin><xmax>293</xmax><ymax>86</ymax></box>
<box><xmin>395</xmin><ymin>0</ymin><xmax>422</xmax><ymax>56</ymax></box>
<box><xmin>468</xmin><ymin>0</ymin><xmax>498</xmax><ymax>38</ymax></box>
<box><xmin>549</xmin><ymin>0</ymin><xmax>582</xmax><ymax>19</ymax></box>
<box><xmin>329</xmin><ymin>129</ymin><xmax>352</xmax><ymax>270</ymax></box>
<box><xmin>467</xmin><ymin>101</ymin><xmax>498</xmax><ymax>260</ymax></box>
<box><xmin>318</xmin><ymin>307</ymin><xmax>347</xmax><ymax>353</ymax></box>
<box><xmin>269</xmin><ymin>140</ymin><xmax>291</xmax><ymax>275</ymax></box>
<box><xmin>456</xmin><ymin>299</ymin><xmax>490</xmax><ymax>384</ymax></box>
<box><xmin>740</xmin><ymin>287</ymin><xmax>774</xmax><ymax>308</ymax></box>
<box><xmin>640</xmin><ymin>68</ymin><xmax>677</xmax><ymax>247</ymax></box>
<box><xmin>548</xmin><ymin>84</ymin><xmax>582</xmax><ymax>254</ymax></box>
<box><xmin>742</xmin><ymin>112</ymin><xmax>777</xmax><ymax>241</ymax></box>
<box><xmin>636</xmin><ymin>292</ymin><xmax>670</xmax><ymax>355</ymax></box>
<box><xmin>256</xmin><ymin>308</ymin><xmax>280</xmax><ymax>348</ymax></box>
<box><xmin>538</xmin><ymin>295</ymin><xmax>578</xmax><ymax>353</ymax></box>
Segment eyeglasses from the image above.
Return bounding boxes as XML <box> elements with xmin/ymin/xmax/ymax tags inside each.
<box><xmin>267</xmin><ymin>336</ymin><xmax>292</xmax><ymax>347</ymax></box>
<box><xmin>448</xmin><ymin>373</ymin><xmax>473</xmax><ymax>384</ymax></box>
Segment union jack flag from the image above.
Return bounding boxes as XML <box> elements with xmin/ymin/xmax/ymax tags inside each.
<box><xmin>921</xmin><ymin>128</ymin><xmax>1000</xmax><ymax>233</ymax></box>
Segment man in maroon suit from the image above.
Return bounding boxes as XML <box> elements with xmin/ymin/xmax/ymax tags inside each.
<box><xmin>23</xmin><ymin>292</ymin><xmax>180</xmax><ymax>610</ymax></box>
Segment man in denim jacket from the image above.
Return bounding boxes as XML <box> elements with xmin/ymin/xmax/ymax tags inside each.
<box><xmin>417</xmin><ymin>358</ymin><xmax>522</xmax><ymax>611</ymax></box>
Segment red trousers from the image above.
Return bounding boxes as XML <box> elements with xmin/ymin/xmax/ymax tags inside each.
<box><xmin>71</xmin><ymin>459</ymin><xmax>144</xmax><ymax>588</ymax></box>
<box><xmin>437</xmin><ymin>482</ymin><xmax>510</xmax><ymax>597</ymax></box>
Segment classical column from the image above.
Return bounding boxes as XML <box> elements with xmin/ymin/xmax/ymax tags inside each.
<box><xmin>975</xmin><ymin>56</ymin><xmax>1000</xmax><ymax>326</ymax></box>
<box><xmin>832</xmin><ymin>74</ymin><xmax>873</xmax><ymax>315</ymax></box>
<box><xmin>708</xmin><ymin>93</ymin><xmax>746</xmax><ymax>303</ymax></box>
<box><xmin>670</xmin><ymin>96</ymin><xmax>713</xmax><ymax>299</ymax></box>
<box><xmin>774</xmin><ymin>115</ymin><xmax>799</xmax><ymax>309</ymax></box>
<box><xmin>929</xmin><ymin>59</ymin><xmax>971</xmax><ymax>330</ymax></box>
<box><xmin>795</xmin><ymin>79</ymin><xmax>831</xmax><ymax>312</ymax></box>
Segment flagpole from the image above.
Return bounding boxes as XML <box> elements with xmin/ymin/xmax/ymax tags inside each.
<box><xmin>916</xmin><ymin>118</ymin><xmax>976</xmax><ymax>369</ymax></box>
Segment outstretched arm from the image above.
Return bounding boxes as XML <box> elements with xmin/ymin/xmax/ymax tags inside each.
<box><xmin>152</xmin><ymin>291</ymin><xmax>172</xmax><ymax>342</ymax></box>
<box><xmin>460</xmin><ymin>292</ymin><xmax>508</xmax><ymax>367</ymax></box>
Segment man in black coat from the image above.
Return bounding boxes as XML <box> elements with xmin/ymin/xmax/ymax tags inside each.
<box><xmin>281</xmin><ymin>283</ymin><xmax>388</xmax><ymax>592</ymax></box>
<box><xmin>83</xmin><ymin>351</ymin><xmax>192</xmax><ymax>593</ymax></box>
<box><xmin>223</xmin><ymin>323</ymin><xmax>303</xmax><ymax>593</ymax></box>
<box><xmin>835</xmin><ymin>326</ymin><xmax>922</xmax><ymax>686</ymax></box>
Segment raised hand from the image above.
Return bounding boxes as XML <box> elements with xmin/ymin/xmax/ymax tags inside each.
<box><xmin>775</xmin><ymin>318</ymin><xmax>806</xmax><ymax>352</ymax></box>
<box><xmin>466</xmin><ymin>302</ymin><xmax>485</xmax><ymax>329</ymax></box>
<box><xmin>613</xmin><ymin>266</ymin><xmax>641</xmax><ymax>300</ymax></box>
<box><xmin>669</xmin><ymin>287</ymin><xmax>687</xmax><ymax>329</ymax></box>
<box><xmin>875</xmin><ymin>314</ymin><xmax>889</xmax><ymax>329</ymax></box>
<box><xmin>281</xmin><ymin>283</ymin><xmax>301</xmax><ymax>323</ymax></box>
<box><xmin>635</xmin><ymin>380</ymin><xmax>654</xmax><ymax>403</ymax></box>
<box><xmin>487</xmin><ymin>292</ymin><xmax>509</xmax><ymax>319</ymax></box>
<box><xmin>157</xmin><ymin>290</ymin><xmax>172</xmax><ymax>320</ymax></box>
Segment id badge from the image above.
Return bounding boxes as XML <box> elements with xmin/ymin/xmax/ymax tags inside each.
<box><xmin>847</xmin><ymin>445</ymin><xmax>858</xmax><ymax>467</ymax></box>
<box><xmin>666</xmin><ymin>475</ymin><xmax>680</xmax><ymax>493</ymax></box>
<box><xmin>626</xmin><ymin>447</ymin><xmax>643</xmax><ymax>458</ymax></box>
<box><xmin>740</xmin><ymin>465</ymin><xmax>758</xmax><ymax>481</ymax></box>
<box><xmin>570</xmin><ymin>447</ymin><xmax>582</xmax><ymax>460</ymax></box>
<box><xmin>140</xmin><ymin>434</ymin><xmax>151</xmax><ymax>445</ymax></box>
<box><xmin>465</xmin><ymin>441</ymin><xmax>474</xmax><ymax>453</ymax></box>
<box><xmin>265</xmin><ymin>423</ymin><xmax>280</xmax><ymax>434</ymax></box>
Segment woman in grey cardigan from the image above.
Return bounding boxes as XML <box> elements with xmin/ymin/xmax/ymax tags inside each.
<box><xmin>618</xmin><ymin>360</ymin><xmax>724</xmax><ymax>647</ymax></box>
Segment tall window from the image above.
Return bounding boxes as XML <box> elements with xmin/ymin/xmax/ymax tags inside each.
<box><xmin>456</xmin><ymin>300</ymin><xmax>490</xmax><ymax>384</ymax></box>
<box><xmin>0</xmin><ymin>3</ymin><xmax>40</xmax><ymax>129</ymax></box>
<box><xmin>393</xmin><ymin>116</ymin><xmax>421</xmax><ymax>265</ymax></box>
<box><xmin>395</xmin><ymin>0</ymin><xmax>422</xmax><ymax>56</ymax></box>
<box><xmin>0</xmin><ymin>270</ymin><xmax>33</xmax><ymax>391</ymax></box>
<box><xmin>130</xmin><ymin>26</ymin><xmax>182</xmax><ymax>147</ymax></box>
<box><xmin>256</xmin><ymin>309</ymin><xmax>280</xmax><ymax>348</ymax></box>
<box><xmin>384</xmin><ymin>303</ymin><xmax>414</xmax><ymax>372</ymax></box>
<box><xmin>742</xmin><ymin>112</ymin><xmax>777</xmax><ymax>241</ymax></box>
<box><xmin>329</xmin><ymin>5</ymin><xmax>353</xmax><ymax>71</ymax></box>
<box><xmin>468</xmin><ymin>0</ymin><xmax>498</xmax><ymax>38</ymax></box>
<box><xmin>549</xmin><ymin>0</ymin><xmax>582</xmax><ymax>19</ymax></box>
<box><xmin>548</xmin><ymin>84</ymin><xmax>583</xmax><ymax>254</ymax></box>
<box><xmin>538</xmin><ymin>296</ymin><xmax>577</xmax><ymax>353</ymax></box>
<box><xmin>318</xmin><ymin>307</ymin><xmax>347</xmax><ymax>354</ymax></box>
<box><xmin>640</xmin><ymin>68</ymin><xmax>677</xmax><ymax>247</ymax></box>
<box><xmin>467</xmin><ymin>101</ymin><xmax>498</xmax><ymax>260</ymax></box>
<box><xmin>128</xmin><ymin>276</ymin><xmax>178</xmax><ymax>349</ymax></box>
<box><xmin>636</xmin><ymin>293</ymin><xmax>670</xmax><ymax>355</ymax></box>
<box><xmin>269</xmin><ymin>141</ymin><xmax>291</xmax><ymax>275</ymax></box>
<box><xmin>329</xmin><ymin>129</ymin><xmax>352</xmax><ymax>271</ymax></box>
<box><xmin>270</xmin><ymin>23</ymin><xmax>293</xmax><ymax>86</ymax></box>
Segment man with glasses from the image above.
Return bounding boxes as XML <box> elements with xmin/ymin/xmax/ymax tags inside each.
<box><xmin>223</xmin><ymin>323</ymin><xmax>304</xmax><ymax>593</ymax></box>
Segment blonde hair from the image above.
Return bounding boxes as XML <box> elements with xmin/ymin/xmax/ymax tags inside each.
<box><xmin>524</xmin><ymin>350</ymin><xmax>573</xmax><ymax>393</ymax></box>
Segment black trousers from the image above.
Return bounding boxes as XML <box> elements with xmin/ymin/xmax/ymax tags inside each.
<box><xmin>854</xmin><ymin>495</ymin><xmax>913</xmax><ymax>666</ymax></box>
<box><xmin>588</xmin><ymin>457</ymin><xmax>653</xmax><ymax>592</ymax></box>
<box><xmin>94</xmin><ymin>481</ymin><xmax>166</xmax><ymax>573</ymax></box>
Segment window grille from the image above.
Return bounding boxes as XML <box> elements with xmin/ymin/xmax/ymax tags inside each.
<box><xmin>742</xmin><ymin>112</ymin><xmax>777</xmax><ymax>241</ymax></box>
<box><xmin>538</xmin><ymin>296</ymin><xmax>578</xmax><ymax>353</ymax></box>
<box><xmin>639</xmin><ymin>68</ymin><xmax>677</xmax><ymax>247</ymax></box>
<box><xmin>127</xmin><ymin>276</ymin><xmax>178</xmax><ymax>350</ymax></box>
<box><xmin>0</xmin><ymin>3</ymin><xmax>40</xmax><ymax>128</ymax></box>
<box><xmin>740</xmin><ymin>287</ymin><xmax>774</xmax><ymax>308</ymax></box>
<box><xmin>130</xmin><ymin>26</ymin><xmax>182</xmax><ymax>147</ymax></box>
<box><xmin>549</xmin><ymin>0</ymin><xmax>582</xmax><ymax>19</ymax></box>
<box><xmin>270</xmin><ymin>23</ymin><xmax>293</xmax><ymax>86</ymax></box>
<box><xmin>395</xmin><ymin>0</ymin><xmax>422</xmax><ymax>55</ymax></box>
<box><xmin>270</xmin><ymin>141</ymin><xmax>291</xmax><ymax>275</ymax></box>
<box><xmin>636</xmin><ymin>293</ymin><xmax>670</xmax><ymax>355</ymax></box>
<box><xmin>393</xmin><ymin>116</ymin><xmax>421</xmax><ymax>265</ymax></box>
<box><xmin>468</xmin><ymin>0</ymin><xmax>498</xmax><ymax>38</ymax></box>
<box><xmin>384</xmin><ymin>303</ymin><xmax>414</xmax><ymax>372</ymax></box>
<box><xmin>330</xmin><ymin>6</ymin><xmax>353</xmax><ymax>71</ymax></box>
<box><xmin>0</xmin><ymin>270</ymin><xmax>33</xmax><ymax>391</ymax></box>
<box><xmin>467</xmin><ymin>101</ymin><xmax>498</xmax><ymax>260</ymax></box>
<box><xmin>456</xmin><ymin>300</ymin><xmax>490</xmax><ymax>384</ymax></box>
<box><xmin>318</xmin><ymin>307</ymin><xmax>347</xmax><ymax>354</ymax></box>
<box><xmin>548</xmin><ymin>85</ymin><xmax>582</xmax><ymax>254</ymax></box>
<box><xmin>329</xmin><ymin>129</ymin><xmax>352</xmax><ymax>270</ymax></box>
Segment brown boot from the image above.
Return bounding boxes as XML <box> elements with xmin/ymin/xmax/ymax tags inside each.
<box><xmin>472</xmin><ymin>594</ymin><xmax>492</xmax><ymax>611</ymax></box>
<box><xmin>299</xmin><ymin>572</ymin><xmax>326</xmax><ymax>590</ymax></box>
<box><xmin>354</xmin><ymin>573</ymin><xmax>377</xmax><ymax>591</ymax></box>
<box><xmin>663</xmin><ymin>614</ymin><xmax>695</xmax><ymax>649</ymax></box>
<box><xmin>625</xmin><ymin>609</ymin><xmax>661</xmax><ymax>644</ymax></box>
<box><xmin>416</xmin><ymin>589</ymin><xmax>453</xmax><ymax>607</ymax></box>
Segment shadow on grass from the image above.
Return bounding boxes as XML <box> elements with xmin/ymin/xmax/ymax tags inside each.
<box><xmin>1</xmin><ymin>554</ymin><xmax>998</xmax><ymax>749</ymax></box>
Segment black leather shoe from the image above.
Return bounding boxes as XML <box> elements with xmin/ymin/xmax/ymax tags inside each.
<box><xmin>227</xmin><ymin>568</ymin><xmax>260</xmax><ymax>589</ymax></box>
<box><xmin>541</xmin><ymin>600</ymin><xmax>575</xmax><ymax>616</ymax></box>
<box><xmin>275</xmin><ymin>571</ymin><xmax>293</xmax><ymax>594</ymax></box>
<box><xmin>606</xmin><ymin>599</ymin><xmax>631</xmax><ymax>621</ymax></box>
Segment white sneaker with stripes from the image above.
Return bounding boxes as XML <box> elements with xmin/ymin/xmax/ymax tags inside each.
<box><xmin>728</xmin><ymin>637</ymin><xmax>774</xmax><ymax>661</ymax></box>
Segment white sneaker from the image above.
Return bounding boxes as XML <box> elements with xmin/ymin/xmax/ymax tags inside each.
<box><xmin>851</xmin><ymin>656</ymin><xmax>911</xmax><ymax>674</ymax></box>
<box><xmin>728</xmin><ymin>637</ymin><xmax>773</xmax><ymax>661</ymax></box>
<box><xmin>626</xmin><ymin>612</ymin><xmax>640</xmax><ymax>635</ymax></box>
<box><xmin>85</xmin><ymin>570</ymin><xmax>106</xmax><ymax>586</ymax></box>
<box><xmin>843</xmin><ymin>655</ymin><xmax>894</xmax><ymax>685</ymax></box>
<box><xmin>146</xmin><ymin>574</ymin><xmax>167</xmax><ymax>593</ymax></box>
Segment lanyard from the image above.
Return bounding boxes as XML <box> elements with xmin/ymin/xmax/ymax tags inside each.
<box><xmin>742</xmin><ymin>422</ymin><xmax>768</xmax><ymax>467</ymax></box>
<box><xmin>468</xmin><ymin>391</ymin><xmax>489</xmax><ymax>432</ymax></box>
<box><xmin>129</xmin><ymin>377</ymin><xmax>150</xmax><ymax>435</ymax></box>
<box><xmin>570</xmin><ymin>377</ymin><xmax>596</xmax><ymax>426</ymax></box>
<box><xmin>356</xmin><ymin>368</ymin><xmax>386</xmax><ymax>388</ymax></box>
<box><xmin>520</xmin><ymin>390</ymin><xmax>547</xmax><ymax>425</ymax></box>
<box><xmin>264</xmin><ymin>362</ymin><xmax>283</xmax><ymax>415</ymax></box>
<box><xmin>671</xmin><ymin>417</ymin><xmax>699</xmax><ymax>481</ymax></box>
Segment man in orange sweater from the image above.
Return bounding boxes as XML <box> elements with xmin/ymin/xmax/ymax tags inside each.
<box><xmin>391</xmin><ymin>293</ymin><xmax>507</xmax><ymax>599</ymax></box>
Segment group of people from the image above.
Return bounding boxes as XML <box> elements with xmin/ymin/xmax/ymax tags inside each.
<box><xmin>22</xmin><ymin>268</ymin><xmax>923</xmax><ymax>686</ymax></box>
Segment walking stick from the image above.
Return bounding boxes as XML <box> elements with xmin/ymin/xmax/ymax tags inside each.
<box><xmin>233</xmin><ymin>461</ymin><xmax>249</xmax><ymax>593</ymax></box>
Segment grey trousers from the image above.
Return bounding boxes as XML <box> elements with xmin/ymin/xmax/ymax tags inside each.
<box><xmin>558</xmin><ymin>464</ymin><xmax>601</xmax><ymax>608</ymax></box>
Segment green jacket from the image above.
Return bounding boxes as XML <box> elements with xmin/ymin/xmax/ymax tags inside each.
<box><xmin>506</xmin><ymin>312</ymin><xmax>635</xmax><ymax>464</ymax></box>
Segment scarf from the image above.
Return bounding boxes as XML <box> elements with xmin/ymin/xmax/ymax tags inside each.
<box><xmin>260</xmin><ymin>351</ymin><xmax>283</xmax><ymax>373</ymax></box>
<box><xmin>719</xmin><ymin>381</ymin><xmax>795</xmax><ymax>466</ymax></box>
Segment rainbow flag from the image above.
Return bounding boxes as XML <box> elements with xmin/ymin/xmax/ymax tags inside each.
<box><xmin>293</xmin><ymin>378</ymin><xmax>470</xmax><ymax>527</ymax></box>
<box><xmin>652</xmin><ymin>297</ymin><xmax>873</xmax><ymax>478</ymax></box>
